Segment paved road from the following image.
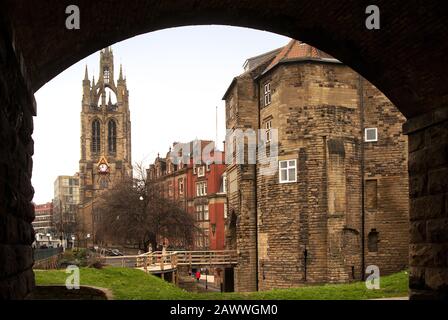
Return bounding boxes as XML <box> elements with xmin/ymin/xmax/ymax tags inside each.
<box><xmin>193</xmin><ymin>278</ymin><xmax>221</xmax><ymax>292</ymax></box>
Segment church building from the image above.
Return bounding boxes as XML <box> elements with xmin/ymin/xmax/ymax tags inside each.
<box><xmin>77</xmin><ymin>47</ymin><xmax>133</xmax><ymax>246</ymax></box>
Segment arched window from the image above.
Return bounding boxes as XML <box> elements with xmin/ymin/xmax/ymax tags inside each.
<box><xmin>108</xmin><ymin>119</ymin><xmax>117</xmax><ymax>154</ymax></box>
<box><xmin>368</xmin><ymin>229</ymin><xmax>379</xmax><ymax>252</ymax></box>
<box><xmin>103</xmin><ymin>67</ymin><xmax>110</xmax><ymax>84</ymax></box>
<box><xmin>91</xmin><ymin>120</ymin><xmax>101</xmax><ymax>154</ymax></box>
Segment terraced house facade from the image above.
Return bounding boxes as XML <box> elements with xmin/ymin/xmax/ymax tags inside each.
<box><xmin>224</xmin><ymin>40</ymin><xmax>409</xmax><ymax>291</ymax></box>
<box><xmin>147</xmin><ymin>140</ymin><xmax>227</xmax><ymax>251</ymax></box>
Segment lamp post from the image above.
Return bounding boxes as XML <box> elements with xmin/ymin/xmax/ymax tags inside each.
<box><xmin>205</xmin><ymin>268</ymin><xmax>208</xmax><ymax>291</ymax></box>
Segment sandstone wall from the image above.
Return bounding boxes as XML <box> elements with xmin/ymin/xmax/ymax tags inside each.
<box><xmin>0</xmin><ymin>23</ymin><xmax>36</xmax><ymax>299</ymax></box>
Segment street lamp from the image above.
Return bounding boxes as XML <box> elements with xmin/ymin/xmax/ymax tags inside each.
<box><xmin>86</xmin><ymin>233</ymin><xmax>91</xmax><ymax>249</ymax></box>
<box><xmin>205</xmin><ymin>268</ymin><xmax>208</xmax><ymax>291</ymax></box>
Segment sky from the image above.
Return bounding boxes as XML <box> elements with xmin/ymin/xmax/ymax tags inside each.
<box><xmin>32</xmin><ymin>25</ymin><xmax>290</xmax><ymax>204</ymax></box>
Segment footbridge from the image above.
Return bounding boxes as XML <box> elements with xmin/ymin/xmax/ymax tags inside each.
<box><xmin>102</xmin><ymin>250</ymin><xmax>238</xmax><ymax>275</ymax></box>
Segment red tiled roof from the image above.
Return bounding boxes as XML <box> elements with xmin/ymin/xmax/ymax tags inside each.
<box><xmin>263</xmin><ymin>39</ymin><xmax>336</xmax><ymax>74</ymax></box>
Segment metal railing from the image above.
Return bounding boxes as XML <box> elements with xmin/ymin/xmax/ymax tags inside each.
<box><xmin>33</xmin><ymin>247</ymin><xmax>64</xmax><ymax>269</ymax></box>
<box><xmin>101</xmin><ymin>250</ymin><xmax>237</xmax><ymax>273</ymax></box>
<box><xmin>33</xmin><ymin>247</ymin><xmax>63</xmax><ymax>261</ymax></box>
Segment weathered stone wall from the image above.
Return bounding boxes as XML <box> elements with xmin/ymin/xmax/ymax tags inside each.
<box><xmin>405</xmin><ymin>106</ymin><xmax>448</xmax><ymax>300</ymax></box>
<box><xmin>256</xmin><ymin>62</ymin><xmax>409</xmax><ymax>290</ymax></box>
<box><xmin>257</xmin><ymin>63</ymin><xmax>364</xmax><ymax>289</ymax></box>
<box><xmin>0</xmin><ymin>22</ymin><xmax>36</xmax><ymax>299</ymax></box>
<box><xmin>225</xmin><ymin>73</ymin><xmax>259</xmax><ymax>292</ymax></box>
<box><xmin>363</xmin><ymin>80</ymin><xmax>409</xmax><ymax>276</ymax></box>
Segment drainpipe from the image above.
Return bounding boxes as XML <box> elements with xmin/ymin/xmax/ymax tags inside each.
<box><xmin>255</xmin><ymin>80</ymin><xmax>260</xmax><ymax>291</ymax></box>
<box><xmin>359</xmin><ymin>75</ymin><xmax>366</xmax><ymax>281</ymax></box>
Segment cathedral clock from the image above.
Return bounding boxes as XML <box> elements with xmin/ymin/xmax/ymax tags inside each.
<box><xmin>98</xmin><ymin>163</ymin><xmax>109</xmax><ymax>174</ymax></box>
<box><xmin>97</xmin><ymin>156</ymin><xmax>110</xmax><ymax>175</ymax></box>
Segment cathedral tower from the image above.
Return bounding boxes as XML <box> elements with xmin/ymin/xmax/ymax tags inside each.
<box><xmin>78</xmin><ymin>47</ymin><xmax>133</xmax><ymax>242</ymax></box>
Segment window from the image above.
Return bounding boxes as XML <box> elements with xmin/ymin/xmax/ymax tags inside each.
<box><xmin>103</xmin><ymin>67</ymin><xmax>110</xmax><ymax>84</ymax></box>
<box><xmin>206</xmin><ymin>162</ymin><xmax>211</xmax><ymax>171</ymax></box>
<box><xmin>204</xmin><ymin>205</ymin><xmax>209</xmax><ymax>220</ymax></box>
<box><xmin>193</xmin><ymin>165</ymin><xmax>197</xmax><ymax>174</ymax></box>
<box><xmin>203</xmin><ymin>228</ymin><xmax>209</xmax><ymax>248</ymax></box>
<box><xmin>178</xmin><ymin>178</ymin><xmax>184</xmax><ymax>195</ymax></box>
<box><xmin>91</xmin><ymin>119</ymin><xmax>101</xmax><ymax>154</ymax></box>
<box><xmin>365</xmin><ymin>128</ymin><xmax>378</xmax><ymax>142</ymax></box>
<box><xmin>195</xmin><ymin>227</ymin><xmax>210</xmax><ymax>249</ymax></box>
<box><xmin>222</xmin><ymin>175</ymin><xmax>227</xmax><ymax>193</ymax></box>
<box><xmin>224</xmin><ymin>203</ymin><xmax>228</xmax><ymax>219</ymax></box>
<box><xmin>196</xmin><ymin>182</ymin><xmax>207</xmax><ymax>196</ymax></box>
<box><xmin>368</xmin><ymin>229</ymin><xmax>379</xmax><ymax>252</ymax></box>
<box><xmin>265</xmin><ymin>119</ymin><xmax>272</xmax><ymax>142</ymax></box>
<box><xmin>108</xmin><ymin>119</ymin><xmax>117</xmax><ymax>154</ymax></box>
<box><xmin>197</xmin><ymin>166</ymin><xmax>205</xmax><ymax>177</ymax></box>
<box><xmin>264</xmin><ymin>82</ymin><xmax>271</xmax><ymax>106</ymax></box>
<box><xmin>195</xmin><ymin>205</ymin><xmax>209</xmax><ymax>221</ymax></box>
<box><xmin>168</xmin><ymin>181</ymin><xmax>173</xmax><ymax>197</ymax></box>
<box><xmin>279</xmin><ymin>159</ymin><xmax>297</xmax><ymax>183</ymax></box>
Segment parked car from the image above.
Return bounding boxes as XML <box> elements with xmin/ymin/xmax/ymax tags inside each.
<box><xmin>111</xmin><ymin>249</ymin><xmax>124</xmax><ymax>256</ymax></box>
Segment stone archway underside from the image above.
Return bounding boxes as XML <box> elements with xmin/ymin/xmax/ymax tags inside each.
<box><xmin>0</xmin><ymin>0</ymin><xmax>447</xmax><ymax>299</ymax></box>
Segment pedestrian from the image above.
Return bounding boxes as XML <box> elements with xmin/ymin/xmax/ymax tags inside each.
<box><xmin>195</xmin><ymin>270</ymin><xmax>201</xmax><ymax>283</ymax></box>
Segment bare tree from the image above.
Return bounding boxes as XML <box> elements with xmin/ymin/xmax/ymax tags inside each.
<box><xmin>95</xmin><ymin>162</ymin><xmax>196</xmax><ymax>251</ymax></box>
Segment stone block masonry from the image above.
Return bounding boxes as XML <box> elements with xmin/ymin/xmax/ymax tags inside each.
<box><xmin>0</xmin><ymin>20</ymin><xmax>36</xmax><ymax>299</ymax></box>
<box><xmin>404</xmin><ymin>105</ymin><xmax>448</xmax><ymax>300</ymax></box>
<box><xmin>225</xmin><ymin>41</ymin><xmax>409</xmax><ymax>291</ymax></box>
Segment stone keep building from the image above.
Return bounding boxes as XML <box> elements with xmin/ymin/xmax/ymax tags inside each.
<box><xmin>78</xmin><ymin>47</ymin><xmax>133</xmax><ymax>243</ymax></box>
<box><xmin>223</xmin><ymin>40</ymin><xmax>409</xmax><ymax>292</ymax></box>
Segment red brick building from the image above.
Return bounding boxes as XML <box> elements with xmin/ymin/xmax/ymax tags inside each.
<box><xmin>148</xmin><ymin>140</ymin><xmax>227</xmax><ymax>251</ymax></box>
<box><xmin>32</xmin><ymin>202</ymin><xmax>54</xmax><ymax>235</ymax></box>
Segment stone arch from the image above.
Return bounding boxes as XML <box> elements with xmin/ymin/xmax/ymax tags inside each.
<box><xmin>0</xmin><ymin>0</ymin><xmax>447</xmax><ymax>299</ymax></box>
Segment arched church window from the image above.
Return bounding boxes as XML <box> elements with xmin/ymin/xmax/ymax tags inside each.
<box><xmin>108</xmin><ymin>119</ymin><xmax>117</xmax><ymax>154</ymax></box>
<box><xmin>91</xmin><ymin>120</ymin><xmax>101</xmax><ymax>154</ymax></box>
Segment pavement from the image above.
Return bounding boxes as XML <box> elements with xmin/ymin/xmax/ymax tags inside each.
<box><xmin>369</xmin><ymin>297</ymin><xmax>409</xmax><ymax>300</ymax></box>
